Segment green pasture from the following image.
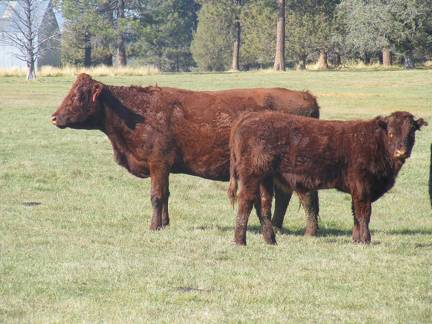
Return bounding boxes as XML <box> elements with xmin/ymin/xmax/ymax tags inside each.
<box><xmin>0</xmin><ymin>70</ymin><xmax>431</xmax><ymax>323</ymax></box>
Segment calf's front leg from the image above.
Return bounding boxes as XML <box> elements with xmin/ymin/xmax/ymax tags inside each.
<box><xmin>149</xmin><ymin>166</ymin><xmax>170</xmax><ymax>231</ymax></box>
<box><xmin>351</xmin><ymin>197</ymin><xmax>372</xmax><ymax>243</ymax></box>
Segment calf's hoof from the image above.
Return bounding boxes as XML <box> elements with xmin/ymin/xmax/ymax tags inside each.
<box><xmin>234</xmin><ymin>235</ymin><xmax>247</xmax><ymax>246</ymax></box>
<box><xmin>162</xmin><ymin>219</ymin><xmax>170</xmax><ymax>227</ymax></box>
<box><xmin>273</xmin><ymin>226</ymin><xmax>284</xmax><ymax>234</ymax></box>
<box><xmin>304</xmin><ymin>225</ymin><xmax>318</xmax><ymax>237</ymax></box>
<box><xmin>263</xmin><ymin>229</ymin><xmax>277</xmax><ymax>245</ymax></box>
<box><xmin>234</xmin><ymin>239</ymin><xmax>247</xmax><ymax>246</ymax></box>
<box><xmin>352</xmin><ymin>228</ymin><xmax>360</xmax><ymax>242</ymax></box>
<box><xmin>149</xmin><ymin>223</ymin><xmax>163</xmax><ymax>231</ymax></box>
<box><xmin>264</xmin><ymin>237</ymin><xmax>277</xmax><ymax>245</ymax></box>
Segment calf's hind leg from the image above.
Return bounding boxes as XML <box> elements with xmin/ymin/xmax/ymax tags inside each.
<box><xmin>235</xmin><ymin>177</ymin><xmax>260</xmax><ymax>245</ymax></box>
<box><xmin>299</xmin><ymin>191</ymin><xmax>320</xmax><ymax>236</ymax></box>
<box><xmin>255</xmin><ymin>178</ymin><xmax>276</xmax><ymax>245</ymax></box>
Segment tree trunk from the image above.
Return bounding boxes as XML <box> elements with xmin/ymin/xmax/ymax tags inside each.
<box><xmin>27</xmin><ymin>59</ymin><xmax>36</xmax><ymax>80</ymax></box>
<box><xmin>116</xmin><ymin>0</ymin><xmax>127</xmax><ymax>66</ymax></box>
<box><xmin>334</xmin><ymin>52</ymin><xmax>341</xmax><ymax>67</ymax></box>
<box><xmin>363</xmin><ymin>52</ymin><xmax>371</xmax><ymax>64</ymax></box>
<box><xmin>274</xmin><ymin>0</ymin><xmax>285</xmax><ymax>71</ymax></box>
<box><xmin>84</xmin><ymin>30</ymin><xmax>92</xmax><ymax>67</ymax></box>
<box><xmin>231</xmin><ymin>12</ymin><xmax>241</xmax><ymax>70</ymax></box>
<box><xmin>317</xmin><ymin>49</ymin><xmax>328</xmax><ymax>69</ymax></box>
<box><xmin>382</xmin><ymin>47</ymin><xmax>391</xmax><ymax>66</ymax></box>
<box><xmin>297</xmin><ymin>55</ymin><xmax>306</xmax><ymax>70</ymax></box>
<box><xmin>404</xmin><ymin>53</ymin><xmax>415</xmax><ymax>69</ymax></box>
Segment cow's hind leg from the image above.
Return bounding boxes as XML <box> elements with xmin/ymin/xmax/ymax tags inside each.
<box><xmin>235</xmin><ymin>177</ymin><xmax>260</xmax><ymax>245</ymax></box>
<box><xmin>352</xmin><ymin>197</ymin><xmax>372</xmax><ymax>244</ymax></box>
<box><xmin>272</xmin><ymin>185</ymin><xmax>292</xmax><ymax>232</ymax></box>
<box><xmin>298</xmin><ymin>191</ymin><xmax>320</xmax><ymax>236</ymax></box>
<box><xmin>149</xmin><ymin>165</ymin><xmax>170</xmax><ymax>231</ymax></box>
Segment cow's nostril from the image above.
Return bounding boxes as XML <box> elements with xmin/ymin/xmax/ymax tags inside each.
<box><xmin>51</xmin><ymin>116</ymin><xmax>57</xmax><ymax>124</ymax></box>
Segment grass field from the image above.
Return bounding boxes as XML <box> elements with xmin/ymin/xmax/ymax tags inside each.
<box><xmin>0</xmin><ymin>70</ymin><xmax>431</xmax><ymax>323</ymax></box>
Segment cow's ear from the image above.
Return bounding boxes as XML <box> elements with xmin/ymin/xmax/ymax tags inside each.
<box><xmin>414</xmin><ymin>118</ymin><xmax>428</xmax><ymax>130</ymax></box>
<box><xmin>377</xmin><ymin>117</ymin><xmax>388</xmax><ymax>130</ymax></box>
<box><xmin>92</xmin><ymin>83</ymin><xmax>103</xmax><ymax>103</ymax></box>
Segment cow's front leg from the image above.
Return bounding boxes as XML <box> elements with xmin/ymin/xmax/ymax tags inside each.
<box><xmin>352</xmin><ymin>197</ymin><xmax>372</xmax><ymax>244</ymax></box>
<box><xmin>161</xmin><ymin>188</ymin><xmax>170</xmax><ymax>227</ymax></box>
<box><xmin>272</xmin><ymin>185</ymin><xmax>292</xmax><ymax>231</ymax></box>
<box><xmin>298</xmin><ymin>191</ymin><xmax>320</xmax><ymax>236</ymax></box>
<box><xmin>149</xmin><ymin>166</ymin><xmax>170</xmax><ymax>231</ymax></box>
<box><xmin>351</xmin><ymin>201</ymin><xmax>360</xmax><ymax>242</ymax></box>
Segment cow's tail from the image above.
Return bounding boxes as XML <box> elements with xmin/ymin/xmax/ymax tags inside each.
<box><xmin>227</xmin><ymin>134</ymin><xmax>239</xmax><ymax>208</ymax></box>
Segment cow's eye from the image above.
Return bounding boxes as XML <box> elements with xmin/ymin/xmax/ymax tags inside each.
<box><xmin>388</xmin><ymin>132</ymin><xmax>394</xmax><ymax>138</ymax></box>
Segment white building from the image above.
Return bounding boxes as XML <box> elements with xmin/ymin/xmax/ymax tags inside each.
<box><xmin>0</xmin><ymin>0</ymin><xmax>61</xmax><ymax>69</ymax></box>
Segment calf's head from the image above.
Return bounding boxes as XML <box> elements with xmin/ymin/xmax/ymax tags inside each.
<box><xmin>51</xmin><ymin>73</ymin><xmax>104</xmax><ymax>129</ymax></box>
<box><xmin>378</xmin><ymin>111</ymin><xmax>427</xmax><ymax>160</ymax></box>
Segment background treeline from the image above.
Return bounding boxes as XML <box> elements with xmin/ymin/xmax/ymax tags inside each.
<box><xmin>57</xmin><ymin>0</ymin><xmax>432</xmax><ymax>71</ymax></box>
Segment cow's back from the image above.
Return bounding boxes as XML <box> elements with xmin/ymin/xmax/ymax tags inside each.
<box><xmin>158</xmin><ymin>87</ymin><xmax>320</xmax><ymax>181</ymax></box>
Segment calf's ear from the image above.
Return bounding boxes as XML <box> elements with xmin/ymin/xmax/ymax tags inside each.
<box><xmin>92</xmin><ymin>83</ymin><xmax>103</xmax><ymax>103</ymax></box>
<box><xmin>414</xmin><ymin>118</ymin><xmax>428</xmax><ymax>130</ymax></box>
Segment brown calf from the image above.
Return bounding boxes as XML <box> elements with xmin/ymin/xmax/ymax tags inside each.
<box><xmin>228</xmin><ymin>111</ymin><xmax>427</xmax><ymax>245</ymax></box>
<box><xmin>51</xmin><ymin>74</ymin><xmax>320</xmax><ymax>232</ymax></box>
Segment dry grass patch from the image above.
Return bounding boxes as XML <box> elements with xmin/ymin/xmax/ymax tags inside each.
<box><xmin>0</xmin><ymin>65</ymin><xmax>160</xmax><ymax>78</ymax></box>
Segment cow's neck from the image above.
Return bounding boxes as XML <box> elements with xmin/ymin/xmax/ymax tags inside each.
<box><xmin>98</xmin><ymin>88</ymin><xmax>141</xmax><ymax>164</ymax></box>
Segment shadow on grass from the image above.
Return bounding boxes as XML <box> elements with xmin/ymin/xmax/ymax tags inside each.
<box><xmin>192</xmin><ymin>224</ymin><xmax>351</xmax><ymax>237</ymax></box>
<box><xmin>191</xmin><ymin>224</ymin><xmax>432</xmax><ymax>238</ymax></box>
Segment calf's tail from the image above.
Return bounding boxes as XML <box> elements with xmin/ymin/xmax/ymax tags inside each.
<box><xmin>227</xmin><ymin>138</ymin><xmax>238</xmax><ymax>208</ymax></box>
<box><xmin>228</xmin><ymin>151</ymin><xmax>238</xmax><ymax>207</ymax></box>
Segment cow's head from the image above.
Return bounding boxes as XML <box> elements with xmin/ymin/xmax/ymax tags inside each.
<box><xmin>51</xmin><ymin>73</ymin><xmax>104</xmax><ymax>129</ymax></box>
<box><xmin>377</xmin><ymin>111</ymin><xmax>427</xmax><ymax>161</ymax></box>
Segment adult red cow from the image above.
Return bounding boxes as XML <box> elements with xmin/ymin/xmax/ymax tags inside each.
<box><xmin>228</xmin><ymin>111</ymin><xmax>427</xmax><ymax>245</ymax></box>
<box><xmin>51</xmin><ymin>73</ymin><xmax>320</xmax><ymax>232</ymax></box>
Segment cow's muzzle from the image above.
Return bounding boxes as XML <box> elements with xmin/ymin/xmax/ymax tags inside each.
<box><xmin>51</xmin><ymin>115</ymin><xmax>66</xmax><ymax>128</ymax></box>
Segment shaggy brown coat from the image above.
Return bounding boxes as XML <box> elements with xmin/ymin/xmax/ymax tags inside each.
<box><xmin>228</xmin><ymin>111</ymin><xmax>427</xmax><ymax>245</ymax></box>
<box><xmin>51</xmin><ymin>73</ymin><xmax>320</xmax><ymax>231</ymax></box>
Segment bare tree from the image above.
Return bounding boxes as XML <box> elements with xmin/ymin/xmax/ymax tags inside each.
<box><xmin>274</xmin><ymin>0</ymin><xmax>285</xmax><ymax>71</ymax></box>
<box><xmin>0</xmin><ymin>0</ymin><xmax>58</xmax><ymax>80</ymax></box>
